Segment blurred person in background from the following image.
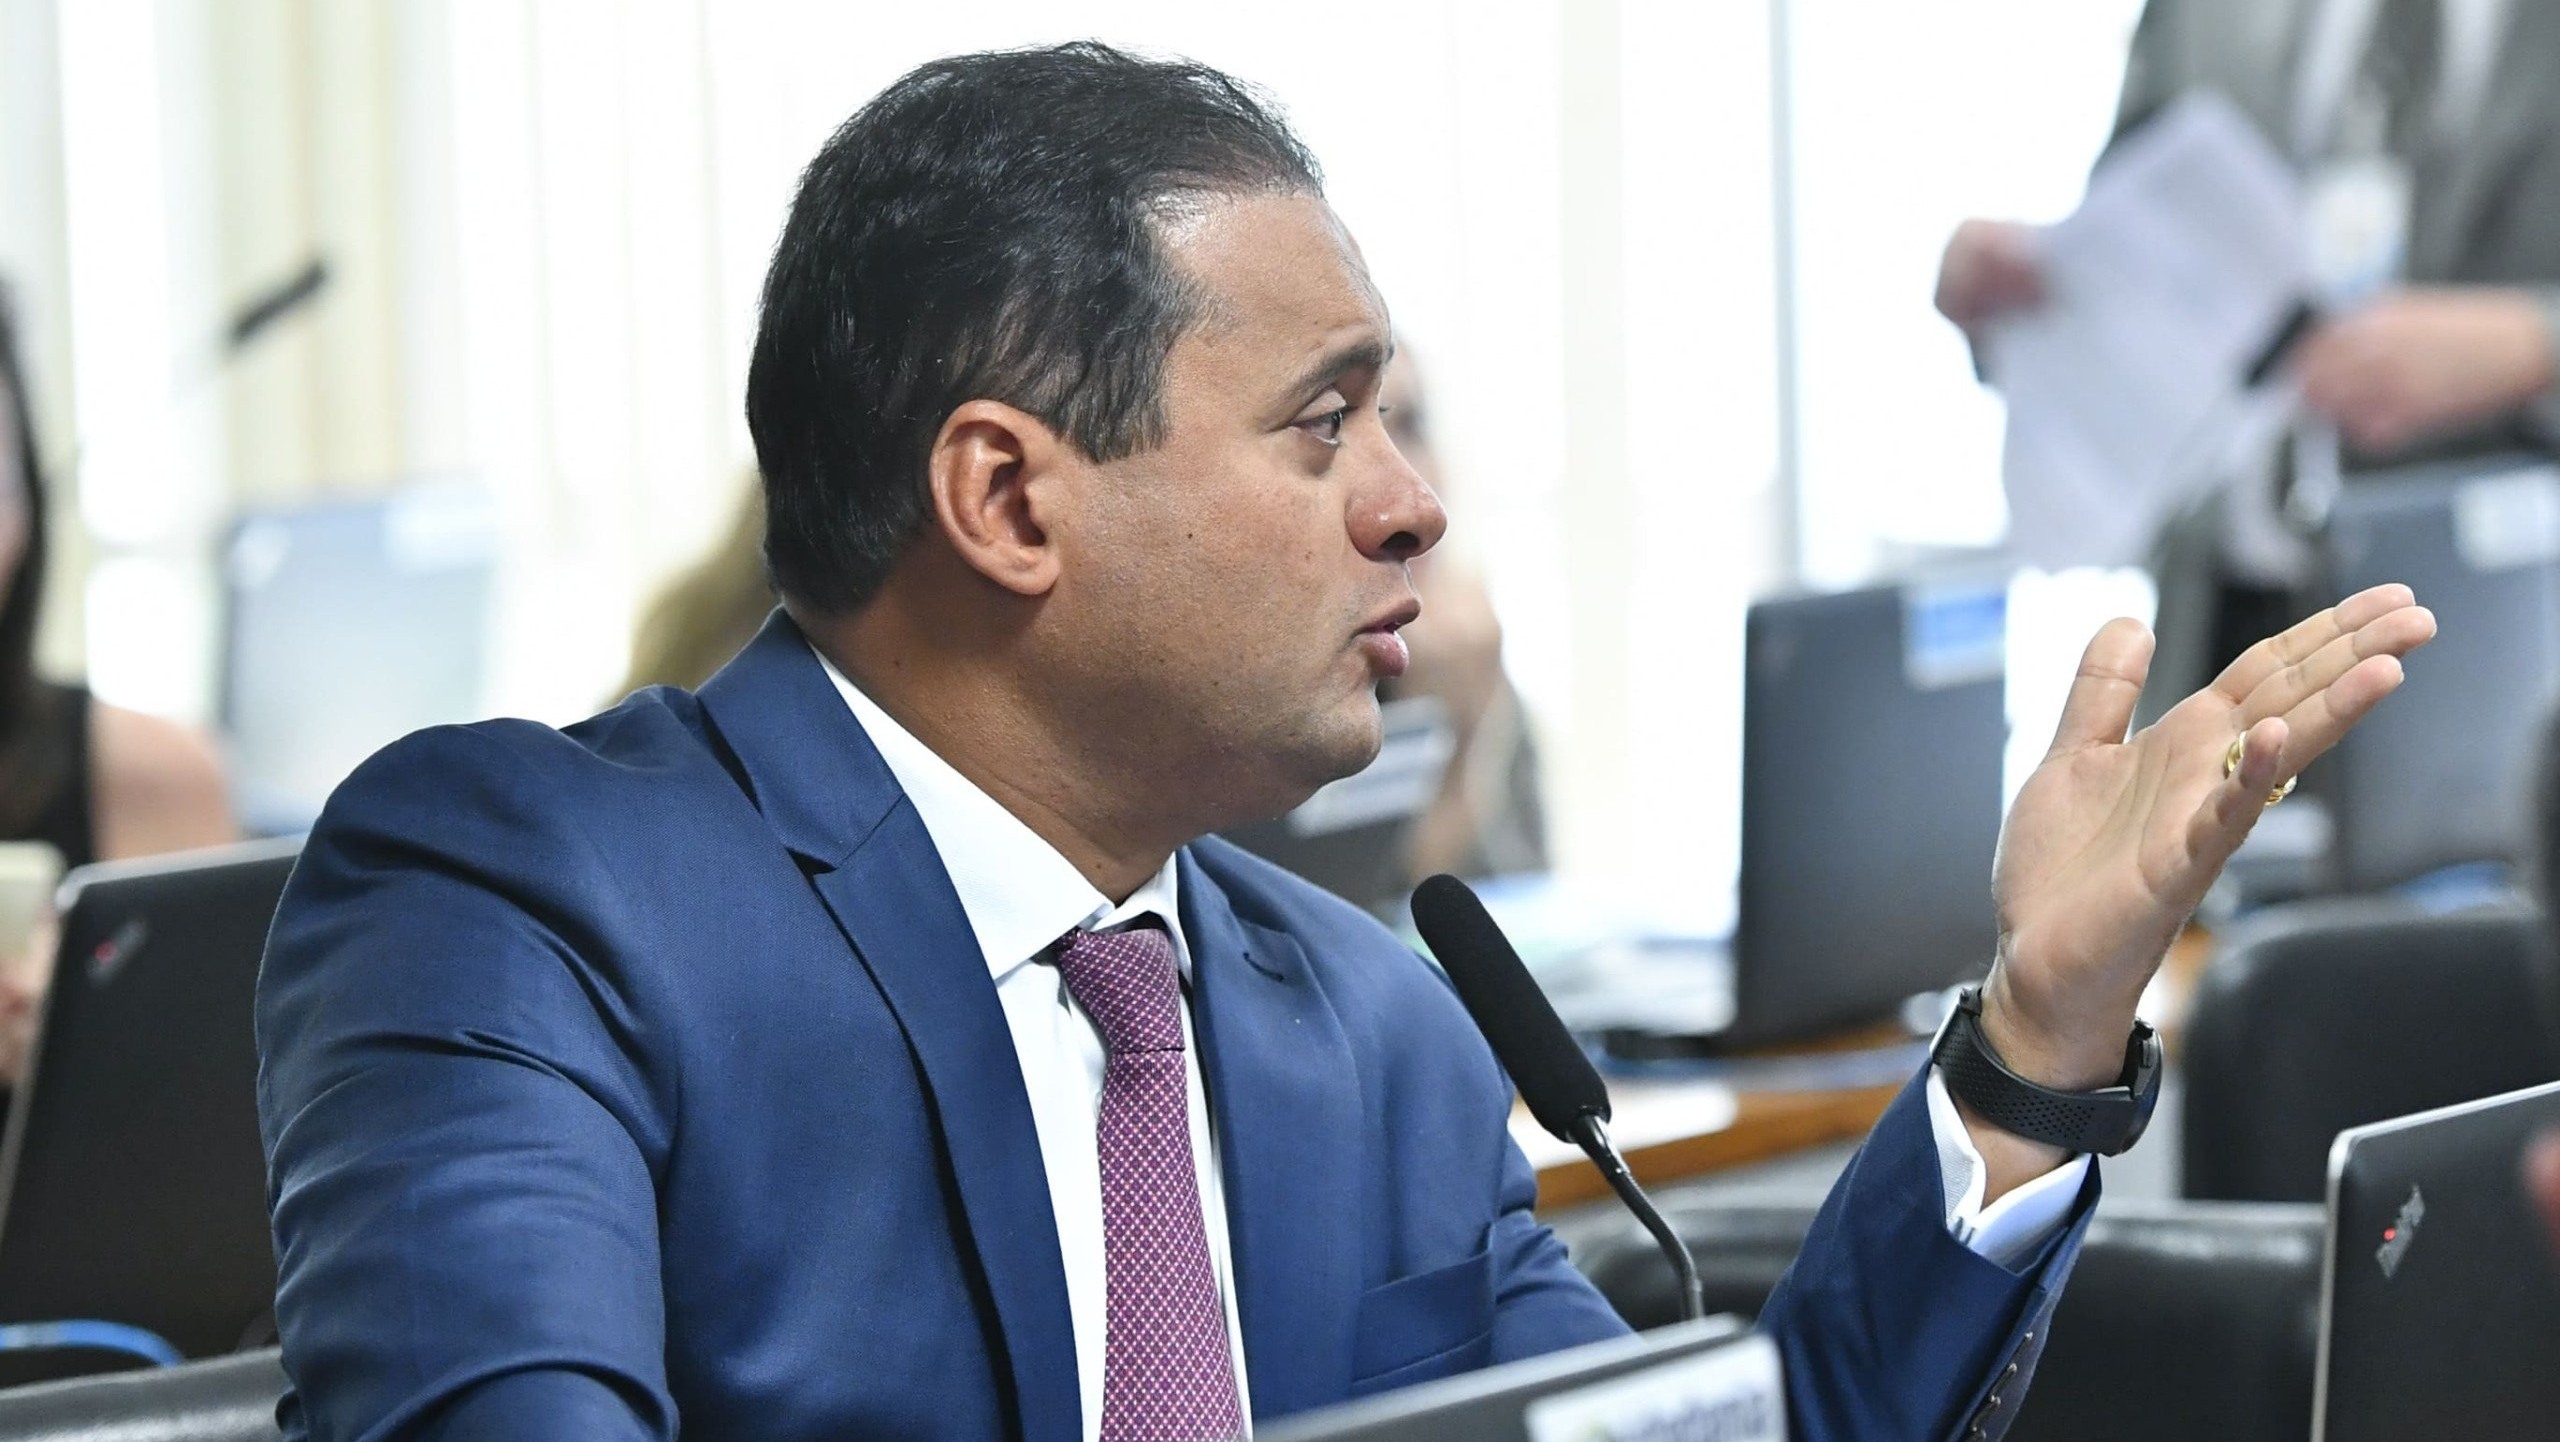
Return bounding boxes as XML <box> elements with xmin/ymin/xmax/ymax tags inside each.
<box><xmin>1375</xmin><ymin>351</ymin><xmax>1548</xmax><ymax>882</ymax></box>
<box><xmin>1938</xmin><ymin>0</ymin><xmax>2560</xmax><ymax>700</ymax></box>
<box><xmin>0</xmin><ymin>289</ymin><xmax>234</xmax><ymax>867</ymax></box>
<box><xmin>2534</xmin><ymin>1129</ymin><xmax>2560</xmax><ymax>1253</ymax></box>
<box><xmin>2529</xmin><ymin>702</ymin><xmax>2560</xmax><ymax>1256</ymax></box>
<box><xmin>0</xmin><ymin>285</ymin><xmax>234</xmax><ymax>1080</ymax></box>
<box><xmin>2521</xmin><ymin>708</ymin><xmax>2560</xmax><ymax>1259</ymax></box>
<box><xmin>621</xmin><ymin>477</ymin><xmax>774</xmax><ymax>695</ymax></box>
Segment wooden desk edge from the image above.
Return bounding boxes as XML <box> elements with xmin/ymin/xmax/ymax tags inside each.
<box><xmin>1528</xmin><ymin>923</ymin><xmax>2212</xmax><ymax>1213</ymax></box>
<box><xmin>1533</xmin><ymin>1082</ymin><xmax>1902</xmax><ymax>1212</ymax></box>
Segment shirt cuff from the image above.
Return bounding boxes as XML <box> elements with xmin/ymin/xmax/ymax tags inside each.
<box><xmin>1925</xmin><ymin>1067</ymin><xmax>2093</xmax><ymax>1272</ymax></box>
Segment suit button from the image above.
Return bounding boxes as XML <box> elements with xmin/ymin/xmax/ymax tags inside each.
<box><xmin>1985</xmin><ymin>1394</ymin><xmax>2003</xmax><ymax>1411</ymax></box>
<box><xmin>2002</xmin><ymin>1362</ymin><xmax>2020</xmax><ymax>1381</ymax></box>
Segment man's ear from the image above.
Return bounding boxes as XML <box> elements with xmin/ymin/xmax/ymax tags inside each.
<box><xmin>925</xmin><ymin>399</ymin><xmax>1066</xmax><ymax>597</ymax></box>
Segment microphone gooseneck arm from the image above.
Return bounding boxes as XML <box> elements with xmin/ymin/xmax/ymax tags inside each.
<box><xmin>1567</xmin><ymin>1113</ymin><xmax>1705</xmax><ymax>1323</ymax></box>
<box><xmin>1408</xmin><ymin>874</ymin><xmax>1708</xmax><ymax>1325</ymax></box>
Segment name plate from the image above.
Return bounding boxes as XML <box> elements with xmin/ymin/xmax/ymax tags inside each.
<box><xmin>1524</xmin><ymin>1332</ymin><xmax>1785</xmax><ymax>1442</ymax></box>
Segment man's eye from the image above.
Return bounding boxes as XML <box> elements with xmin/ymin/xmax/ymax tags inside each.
<box><xmin>1299</xmin><ymin>407</ymin><xmax>1350</xmax><ymax>445</ymax></box>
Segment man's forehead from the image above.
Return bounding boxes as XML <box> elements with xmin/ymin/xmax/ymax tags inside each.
<box><xmin>1159</xmin><ymin>191</ymin><xmax>1390</xmax><ymax>377</ymax></box>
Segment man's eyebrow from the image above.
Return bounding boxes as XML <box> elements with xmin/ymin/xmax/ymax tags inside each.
<box><xmin>1281</xmin><ymin>337</ymin><xmax>1394</xmax><ymax>405</ymax></box>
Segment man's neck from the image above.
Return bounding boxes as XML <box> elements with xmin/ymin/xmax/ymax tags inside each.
<box><xmin>799</xmin><ymin>608</ymin><xmax>1179</xmax><ymax>905</ymax></box>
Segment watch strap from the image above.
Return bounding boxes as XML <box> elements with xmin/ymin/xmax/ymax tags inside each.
<box><xmin>1930</xmin><ymin>986</ymin><xmax>2161</xmax><ymax>1157</ymax></box>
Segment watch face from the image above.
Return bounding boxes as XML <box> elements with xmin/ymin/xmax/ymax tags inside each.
<box><xmin>2112</xmin><ymin>1029</ymin><xmax>2167</xmax><ymax>1156</ymax></box>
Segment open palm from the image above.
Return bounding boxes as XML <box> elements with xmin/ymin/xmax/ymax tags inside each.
<box><xmin>1986</xmin><ymin>584</ymin><xmax>2436</xmax><ymax>1083</ymax></box>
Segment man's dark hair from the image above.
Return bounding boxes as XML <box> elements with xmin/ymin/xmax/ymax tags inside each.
<box><xmin>745</xmin><ymin>42</ymin><xmax>1323</xmax><ymax>614</ymax></box>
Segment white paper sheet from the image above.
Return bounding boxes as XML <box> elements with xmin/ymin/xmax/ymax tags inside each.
<box><xmin>1989</xmin><ymin>93</ymin><xmax>2311</xmax><ymax>568</ymax></box>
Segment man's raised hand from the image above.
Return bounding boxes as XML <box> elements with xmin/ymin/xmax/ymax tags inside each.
<box><xmin>1964</xmin><ymin>585</ymin><xmax>2435</xmax><ymax>1192</ymax></box>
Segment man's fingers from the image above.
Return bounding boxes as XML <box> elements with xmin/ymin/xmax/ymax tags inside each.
<box><xmin>2182</xmin><ymin>716</ymin><xmax>2290</xmax><ymax>875</ymax></box>
<box><xmin>2210</xmin><ymin>584</ymin><xmax>2417</xmax><ymax>705</ymax></box>
<box><xmin>2237</xmin><ymin>604</ymin><xmax>2436</xmax><ymax>725</ymax></box>
<box><xmin>2181</xmin><ymin>647</ymin><xmax>2410</xmax><ymax>882</ymax></box>
<box><xmin>2046</xmin><ymin>618</ymin><xmax>2155</xmax><ymax>758</ymax></box>
<box><xmin>2272</xmin><ymin>653</ymin><xmax>2409</xmax><ymax>773</ymax></box>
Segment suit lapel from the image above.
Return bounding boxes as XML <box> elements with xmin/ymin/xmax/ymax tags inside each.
<box><xmin>813</xmin><ymin>830</ymin><xmax>1080</xmax><ymax>1442</ymax></box>
<box><xmin>1181</xmin><ymin>853</ymin><xmax>1364</xmax><ymax>1419</ymax></box>
<box><xmin>2415</xmin><ymin>0</ymin><xmax>2560</xmax><ymax>274</ymax></box>
<box><xmin>697</xmin><ymin>613</ymin><xmax>1080</xmax><ymax>1442</ymax></box>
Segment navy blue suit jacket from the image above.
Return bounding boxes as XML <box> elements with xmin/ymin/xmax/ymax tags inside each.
<box><xmin>257</xmin><ymin>614</ymin><xmax>2094</xmax><ymax>1442</ymax></box>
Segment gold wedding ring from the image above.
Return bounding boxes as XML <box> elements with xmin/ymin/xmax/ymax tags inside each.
<box><xmin>2223</xmin><ymin>734</ymin><xmax>2296</xmax><ymax>808</ymax></box>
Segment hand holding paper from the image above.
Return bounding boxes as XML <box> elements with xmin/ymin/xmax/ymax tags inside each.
<box><xmin>1986</xmin><ymin>94</ymin><xmax>2310</xmax><ymax>568</ymax></box>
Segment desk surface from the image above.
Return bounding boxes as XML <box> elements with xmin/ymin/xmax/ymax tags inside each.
<box><xmin>1521</xmin><ymin>928</ymin><xmax>2214</xmax><ymax>1211</ymax></box>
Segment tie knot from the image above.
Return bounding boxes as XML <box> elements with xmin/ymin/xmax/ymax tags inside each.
<box><xmin>1054</xmin><ymin>922</ymin><xmax>1185</xmax><ymax>1056</ymax></box>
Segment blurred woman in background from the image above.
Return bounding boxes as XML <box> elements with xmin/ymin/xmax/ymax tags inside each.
<box><xmin>1378</xmin><ymin>350</ymin><xmax>1550</xmax><ymax>883</ymax></box>
<box><xmin>0</xmin><ymin>288</ymin><xmax>232</xmax><ymax>869</ymax></box>
<box><xmin>0</xmin><ymin>285</ymin><xmax>234</xmax><ymax>1081</ymax></box>
<box><xmin>621</xmin><ymin>476</ymin><xmax>774</xmax><ymax>695</ymax></box>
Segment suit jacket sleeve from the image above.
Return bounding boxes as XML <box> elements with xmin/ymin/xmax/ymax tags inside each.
<box><xmin>1478</xmin><ymin>1061</ymin><xmax>2092</xmax><ymax>1442</ymax></box>
<box><xmin>257</xmin><ymin>726</ymin><xmax>674</xmax><ymax>1442</ymax></box>
<box><xmin>1485</xmin><ymin>1138</ymin><xmax>1644</xmax><ymax>1365</ymax></box>
<box><xmin>1756</xmin><ymin>1069</ymin><xmax>2098</xmax><ymax>1442</ymax></box>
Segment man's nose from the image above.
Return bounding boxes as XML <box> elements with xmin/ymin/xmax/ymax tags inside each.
<box><xmin>1351</xmin><ymin>444</ymin><xmax>1448</xmax><ymax>563</ymax></box>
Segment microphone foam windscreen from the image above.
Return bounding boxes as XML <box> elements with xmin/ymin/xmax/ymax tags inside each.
<box><xmin>1411</xmin><ymin>873</ymin><xmax>1611</xmax><ymax>1142</ymax></box>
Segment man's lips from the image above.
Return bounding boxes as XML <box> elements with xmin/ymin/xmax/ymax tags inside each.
<box><xmin>1356</xmin><ymin>600</ymin><xmax>1420</xmax><ymax>677</ymax></box>
<box><xmin>1360</xmin><ymin>599</ymin><xmax>1422</xmax><ymax>637</ymax></box>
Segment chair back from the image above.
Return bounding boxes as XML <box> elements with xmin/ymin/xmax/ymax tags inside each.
<box><xmin>2182</xmin><ymin>897</ymin><xmax>2560</xmax><ymax>1202</ymax></box>
<box><xmin>1576</xmin><ymin>1197</ymin><xmax>2325</xmax><ymax>1442</ymax></box>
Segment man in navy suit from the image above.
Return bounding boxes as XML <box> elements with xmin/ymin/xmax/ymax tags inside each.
<box><xmin>256</xmin><ymin>42</ymin><xmax>2435</xmax><ymax>1442</ymax></box>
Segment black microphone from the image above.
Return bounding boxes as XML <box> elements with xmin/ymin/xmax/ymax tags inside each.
<box><xmin>1411</xmin><ymin>873</ymin><xmax>1704</xmax><ymax>1322</ymax></box>
<box><xmin>225</xmin><ymin>258</ymin><xmax>331</xmax><ymax>355</ymax></box>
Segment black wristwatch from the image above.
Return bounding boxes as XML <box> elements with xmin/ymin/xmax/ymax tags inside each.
<box><xmin>1930</xmin><ymin>985</ymin><xmax>2162</xmax><ymax>1156</ymax></box>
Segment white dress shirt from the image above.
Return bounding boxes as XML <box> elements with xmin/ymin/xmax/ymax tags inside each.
<box><xmin>1927</xmin><ymin>1072</ymin><xmax>2090</xmax><ymax>1271</ymax></box>
<box><xmin>816</xmin><ymin>644</ymin><xmax>2086</xmax><ymax>1437</ymax></box>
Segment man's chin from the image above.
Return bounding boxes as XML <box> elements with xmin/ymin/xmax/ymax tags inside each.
<box><xmin>1311</xmin><ymin>695</ymin><xmax>1388</xmax><ymax>783</ymax></box>
<box><xmin>1219</xmin><ymin>708</ymin><xmax>1386</xmax><ymax>829</ymax></box>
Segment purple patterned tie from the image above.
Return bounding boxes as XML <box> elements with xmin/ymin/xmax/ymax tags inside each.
<box><xmin>1054</xmin><ymin>922</ymin><xmax>1245</xmax><ymax>1442</ymax></box>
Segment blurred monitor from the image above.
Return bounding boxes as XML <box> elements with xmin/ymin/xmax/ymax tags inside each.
<box><xmin>1259</xmin><ymin>1317</ymin><xmax>1777</xmax><ymax>1442</ymax></box>
<box><xmin>2318</xmin><ymin>457</ymin><xmax>2560</xmax><ymax>893</ymax></box>
<box><xmin>1546</xmin><ymin>579</ymin><xmax>2007</xmax><ymax>1053</ymax></box>
<box><xmin>1726</xmin><ymin>578</ymin><xmax>2007</xmax><ymax>1044</ymax></box>
<box><xmin>0</xmin><ymin>839</ymin><xmax>299</xmax><ymax>1380</ymax></box>
<box><xmin>220</xmin><ymin>485</ymin><xmax>497</xmax><ymax>835</ymax></box>
<box><xmin>1221</xmin><ymin>696</ymin><xmax>1452</xmax><ymax>915</ymax></box>
<box><xmin>2314</xmin><ymin>1079</ymin><xmax>2560</xmax><ymax>1442</ymax></box>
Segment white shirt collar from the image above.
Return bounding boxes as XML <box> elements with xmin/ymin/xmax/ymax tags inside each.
<box><xmin>814</xmin><ymin>644</ymin><xmax>1190</xmax><ymax>985</ymax></box>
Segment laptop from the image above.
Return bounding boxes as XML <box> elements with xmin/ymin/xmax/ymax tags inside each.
<box><xmin>1259</xmin><ymin>1316</ymin><xmax>1779</xmax><ymax>1442</ymax></box>
<box><xmin>2318</xmin><ymin>457</ymin><xmax>2560</xmax><ymax>892</ymax></box>
<box><xmin>2312</xmin><ymin>1078</ymin><xmax>2560</xmax><ymax>1441</ymax></box>
<box><xmin>0</xmin><ymin>838</ymin><xmax>301</xmax><ymax>1374</ymax></box>
<box><xmin>1558</xmin><ymin>578</ymin><xmax>2008</xmax><ymax>1053</ymax></box>
<box><xmin>1221</xmin><ymin>696</ymin><xmax>1454</xmax><ymax>915</ymax></box>
<box><xmin>1728</xmin><ymin>579</ymin><xmax>2007</xmax><ymax>1042</ymax></box>
<box><xmin>220</xmin><ymin>485</ymin><xmax>497</xmax><ymax>836</ymax></box>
